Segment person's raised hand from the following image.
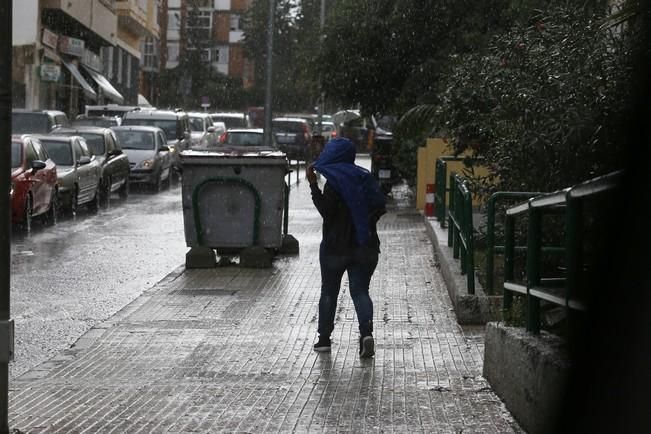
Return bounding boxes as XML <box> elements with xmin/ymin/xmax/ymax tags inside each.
<box><xmin>306</xmin><ymin>164</ymin><xmax>317</xmax><ymax>185</ymax></box>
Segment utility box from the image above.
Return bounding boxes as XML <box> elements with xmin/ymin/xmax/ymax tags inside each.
<box><xmin>180</xmin><ymin>150</ymin><xmax>297</xmax><ymax>267</ymax></box>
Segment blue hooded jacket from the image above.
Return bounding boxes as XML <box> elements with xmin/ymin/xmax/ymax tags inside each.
<box><xmin>313</xmin><ymin>137</ymin><xmax>386</xmax><ymax>246</ymax></box>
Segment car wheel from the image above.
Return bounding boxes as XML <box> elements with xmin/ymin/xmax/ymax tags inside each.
<box><xmin>153</xmin><ymin>171</ymin><xmax>163</xmax><ymax>193</ymax></box>
<box><xmin>118</xmin><ymin>177</ymin><xmax>129</xmax><ymax>200</ymax></box>
<box><xmin>101</xmin><ymin>177</ymin><xmax>111</xmax><ymax>207</ymax></box>
<box><xmin>70</xmin><ymin>186</ymin><xmax>79</xmax><ymax>217</ymax></box>
<box><xmin>88</xmin><ymin>186</ymin><xmax>101</xmax><ymax>214</ymax></box>
<box><xmin>21</xmin><ymin>195</ymin><xmax>33</xmax><ymax>234</ymax></box>
<box><xmin>45</xmin><ymin>190</ymin><xmax>58</xmax><ymax>226</ymax></box>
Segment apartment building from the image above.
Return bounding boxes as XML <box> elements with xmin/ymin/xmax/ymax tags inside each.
<box><xmin>11</xmin><ymin>0</ymin><xmax>159</xmax><ymax>116</ymax></box>
<box><xmin>160</xmin><ymin>0</ymin><xmax>254</xmax><ymax>88</ymax></box>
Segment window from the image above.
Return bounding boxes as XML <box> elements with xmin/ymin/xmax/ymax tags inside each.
<box><xmin>230</xmin><ymin>14</ymin><xmax>241</xmax><ymax>31</ymax></box>
<box><xmin>188</xmin><ymin>10</ymin><xmax>212</xmax><ymax>29</ymax></box>
<box><xmin>105</xmin><ymin>133</ymin><xmax>116</xmax><ymax>153</ymax></box>
<box><xmin>25</xmin><ymin>143</ymin><xmax>38</xmax><ymax>164</ymax></box>
<box><xmin>213</xmin><ymin>46</ymin><xmax>229</xmax><ymax>64</ymax></box>
<box><xmin>101</xmin><ymin>46</ymin><xmax>114</xmax><ymax>79</ymax></box>
<box><xmin>32</xmin><ymin>140</ymin><xmax>48</xmax><ymax>161</ymax></box>
<box><xmin>72</xmin><ymin>140</ymin><xmax>83</xmax><ymax>162</ymax></box>
<box><xmin>168</xmin><ymin>9</ymin><xmax>181</xmax><ymax>39</ymax></box>
<box><xmin>167</xmin><ymin>42</ymin><xmax>180</xmax><ymax>63</ymax></box>
<box><xmin>168</xmin><ymin>0</ymin><xmax>181</xmax><ymax>7</ymax></box>
<box><xmin>79</xmin><ymin>139</ymin><xmax>92</xmax><ymax>157</ymax></box>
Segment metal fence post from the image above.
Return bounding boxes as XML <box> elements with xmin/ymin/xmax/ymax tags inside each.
<box><xmin>503</xmin><ymin>214</ymin><xmax>515</xmax><ymax>313</ymax></box>
<box><xmin>448</xmin><ymin>173</ymin><xmax>455</xmax><ymax>248</ymax></box>
<box><xmin>526</xmin><ymin>206</ymin><xmax>542</xmax><ymax>334</ymax></box>
<box><xmin>486</xmin><ymin>194</ymin><xmax>496</xmax><ymax>293</ymax></box>
<box><xmin>465</xmin><ymin>182</ymin><xmax>475</xmax><ymax>294</ymax></box>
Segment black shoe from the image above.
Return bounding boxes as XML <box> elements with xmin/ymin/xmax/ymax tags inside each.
<box><xmin>314</xmin><ymin>336</ymin><xmax>331</xmax><ymax>352</ymax></box>
<box><xmin>359</xmin><ymin>335</ymin><xmax>375</xmax><ymax>358</ymax></box>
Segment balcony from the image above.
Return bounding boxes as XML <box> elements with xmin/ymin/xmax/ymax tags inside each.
<box><xmin>115</xmin><ymin>0</ymin><xmax>150</xmax><ymax>37</ymax></box>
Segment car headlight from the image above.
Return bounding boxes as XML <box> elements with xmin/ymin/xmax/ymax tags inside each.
<box><xmin>138</xmin><ymin>159</ymin><xmax>154</xmax><ymax>169</ymax></box>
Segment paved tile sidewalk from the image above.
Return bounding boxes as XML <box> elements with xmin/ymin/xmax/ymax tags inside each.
<box><xmin>9</xmin><ymin>174</ymin><xmax>520</xmax><ymax>433</ymax></box>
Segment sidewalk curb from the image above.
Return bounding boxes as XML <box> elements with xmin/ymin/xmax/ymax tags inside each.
<box><xmin>424</xmin><ymin>216</ymin><xmax>502</xmax><ymax>324</ymax></box>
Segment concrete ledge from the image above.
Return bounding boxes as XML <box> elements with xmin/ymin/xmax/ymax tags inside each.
<box><xmin>424</xmin><ymin>216</ymin><xmax>502</xmax><ymax>324</ymax></box>
<box><xmin>483</xmin><ymin>322</ymin><xmax>570</xmax><ymax>434</ymax></box>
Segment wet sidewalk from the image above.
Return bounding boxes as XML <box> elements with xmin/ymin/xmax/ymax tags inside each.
<box><xmin>9</xmin><ymin>171</ymin><xmax>520</xmax><ymax>432</ymax></box>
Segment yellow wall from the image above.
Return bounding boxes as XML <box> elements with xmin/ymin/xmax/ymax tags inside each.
<box><xmin>416</xmin><ymin>138</ymin><xmax>492</xmax><ymax>209</ymax></box>
<box><xmin>416</xmin><ymin>138</ymin><xmax>452</xmax><ymax>209</ymax></box>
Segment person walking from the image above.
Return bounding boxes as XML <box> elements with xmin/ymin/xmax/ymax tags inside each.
<box><xmin>306</xmin><ymin>136</ymin><xmax>387</xmax><ymax>358</ymax></box>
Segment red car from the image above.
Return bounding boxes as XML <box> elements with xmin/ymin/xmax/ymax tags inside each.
<box><xmin>10</xmin><ymin>134</ymin><xmax>59</xmax><ymax>232</ymax></box>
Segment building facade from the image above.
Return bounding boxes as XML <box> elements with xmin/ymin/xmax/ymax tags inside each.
<box><xmin>11</xmin><ymin>0</ymin><xmax>160</xmax><ymax>116</ymax></box>
<box><xmin>160</xmin><ymin>0</ymin><xmax>254</xmax><ymax>89</ymax></box>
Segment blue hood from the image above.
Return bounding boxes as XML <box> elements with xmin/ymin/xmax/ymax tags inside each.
<box><xmin>313</xmin><ymin>137</ymin><xmax>386</xmax><ymax>246</ymax></box>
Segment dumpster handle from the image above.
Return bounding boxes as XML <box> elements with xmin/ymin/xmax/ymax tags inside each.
<box><xmin>192</xmin><ymin>177</ymin><xmax>262</xmax><ymax>246</ymax></box>
<box><xmin>283</xmin><ymin>182</ymin><xmax>289</xmax><ymax>235</ymax></box>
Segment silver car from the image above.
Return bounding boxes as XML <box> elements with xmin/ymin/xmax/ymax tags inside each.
<box><xmin>188</xmin><ymin>112</ymin><xmax>220</xmax><ymax>148</ymax></box>
<box><xmin>37</xmin><ymin>135</ymin><xmax>102</xmax><ymax>215</ymax></box>
<box><xmin>112</xmin><ymin>126</ymin><xmax>172</xmax><ymax>192</ymax></box>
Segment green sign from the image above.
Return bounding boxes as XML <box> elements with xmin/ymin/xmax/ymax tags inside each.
<box><xmin>40</xmin><ymin>64</ymin><xmax>61</xmax><ymax>82</ymax></box>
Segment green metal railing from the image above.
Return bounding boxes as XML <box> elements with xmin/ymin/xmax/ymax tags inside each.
<box><xmin>485</xmin><ymin>191</ymin><xmax>544</xmax><ymax>293</ymax></box>
<box><xmin>502</xmin><ymin>171</ymin><xmax>622</xmax><ymax>334</ymax></box>
<box><xmin>447</xmin><ymin>173</ymin><xmax>476</xmax><ymax>294</ymax></box>
<box><xmin>192</xmin><ymin>177</ymin><xmax>262</xmax><ymax>246</ymax></box>
<box><xmin>434</xmin><ymin>156</ymin><xmax>483</xmax><ymax>225</ymax></box>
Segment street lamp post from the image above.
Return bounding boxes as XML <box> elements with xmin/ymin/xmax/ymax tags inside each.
<box><xmin>316</xmin><ymin>0</ymin><xmax>326</xmax><ymax>136</ymax></box>
<box><xmin>263</xmin><ymin>0</ymin><xmax>275</xmax><ymax>147</ymax></box>
<box><xmin>0</xmin><ymin>2</ymin><xmax>13</xmax><ymax>433</ymax></box>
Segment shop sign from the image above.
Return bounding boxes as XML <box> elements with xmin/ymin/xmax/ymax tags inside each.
<box><xmin>58</xmin><ymin>36</ymin><xmax>85</xmax><ymax>57</ymax></box>
<box><xmin>42</xmin><ymin>28</ymin><xmax>58</xmax><ymax>50</ymax></box>
<box><xmin>40</xmin><ymin>64</ymin><xmax>61</xmax><ymax>82</ymax></box>
<box><xmin>82</xmin><ymin>49</ymin><xmax>103</xmax><ymax>72</ymax></box>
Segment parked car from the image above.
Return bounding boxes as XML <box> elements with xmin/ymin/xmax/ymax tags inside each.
<box><xmin>72</xmin><ymin>114</ymin><xmax>121</xmax><ymax>128</ymax></box>
<box><xmin>218</xmin><ymin>128</ymin><xmax>279</xmax><ymax>152</ymax></box>
<box><xmin>36</xmin><ymin>135</ymin><xmax>103</xmax><ymax>214</ymax></box>
<box><xmin>11</xmin><ymin>109</ymin><xmax>70</xmax><ymax>134</ymax></box>
<box><xmin>121</xmin><ymin>109</ymin><xmax>191</xmax><ymax>177</ymax></box>
<box><xmin>272</xmin><ymin>117</ymin><xmax>313</xmax><ymax>160</ymax></box>
<box><xmin>319</xmin><ymin>121</ymin><xmax>337</xmax><ymax>141</ymax></box>
<box><xmin>85</xmin><ymin>104</ymin><xmax>151</xmax><ymax>120</ymax></box>
<box><xmin>211</xmin><ymin>121</ymin><xmax>227</xmax><ymax>138</ymax></box>
<box><xmin>52</xmin><ymin>127</ymin><xmax>130</xmax><ymax>202</ymax></box>
<box><xmin>210</xmin><ymin>112</ymin><xmax>249</xmax><ymax>130</ymax></box>
<box><xmin>187</xmin><ymin>112</ymin><xmax>220</xmax><ymax>148</ymax></box>
<box><xmin>10</xmin><ymin>134</ymin><xmax>59</xmax><ymax>232</ymax></box>
<box><xmin>112</xmin><ymin>126</ymin><xmax>172</xmax><ymax>192</ymax></box>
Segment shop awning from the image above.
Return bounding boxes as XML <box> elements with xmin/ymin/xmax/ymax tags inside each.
<box><xmin>62</xmin><ymin>61</ymin><xmax>97</xmax><ymax>100</ymax></box>
<box><xmin>81</xmin><ymin>65</ymin><xmax>125</xmax><ymax>104</ymax></box>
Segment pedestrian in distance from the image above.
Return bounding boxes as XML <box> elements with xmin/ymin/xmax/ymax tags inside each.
<box><xmin>306</xmin><ymin>136</ymin><xmax>387</xmax><ymax>358</ymax></box>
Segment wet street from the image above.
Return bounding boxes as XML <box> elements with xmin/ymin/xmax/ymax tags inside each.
<box><xmin>9</xmin><ymin>184</ymin><xmax>188</xmax><ymax>379</ymax></box>
<box><xmin>8</xmin><ymin>156</ymin><xmax>520</xmax><ymax>432</ymax></box>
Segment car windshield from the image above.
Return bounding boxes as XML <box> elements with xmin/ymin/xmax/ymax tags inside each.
<box><xmin>189</xmin><ymin>117</ymin><xmax>206</xmax><ymax>132</ymax></box>
<box><xmin>11</xmin><ymin>113</ymin><xmax>50</xmax><ymax>134</ymax></box>
<box><xmin>225</xmin><ymin>132</ymin><xmax>264</xmax><ymax>147</ymax></box>
<box><xmin>41</xmin><ymin>140</ymin><xmax>74</xmax><ymax>166</ymax></box>
<box><xmin>78</xmin><ymin>134</ymin><xmax>106</xmax><ymax>156</ymax></box>
<box><xmin>114</xmin><ymin>131</ymin><xmax>155</xmax><ymax>150</ymax></box>
<box><xmin>122</xmin><ymin>119</ymin><xmax>177</xmax><ymax>140</ymax></box>
<box><xmin>273</xmin><ymin>121</ymin><xmax>304</xmax><ymax>133</ymax></box>
<box><xmin>11</xmin><ymin>141</ymin><xmax>22</xmax><ymax>168</ymax></box>
<box><xmin>212</xmin><ymin>116</ymin><xmax>246</xmax><ymax>129</ymax></box>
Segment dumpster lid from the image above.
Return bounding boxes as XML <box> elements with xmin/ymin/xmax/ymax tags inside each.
<box><xmin>181</xmin><ymin>149</ymin><xmax>287</xmax><ymax>159</ymax></box>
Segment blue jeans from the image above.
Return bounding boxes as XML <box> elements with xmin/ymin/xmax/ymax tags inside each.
<box><xmin>318</xmin><ymin>244</ymin><xmax>378</xmax><ymax>338</ymax></box>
